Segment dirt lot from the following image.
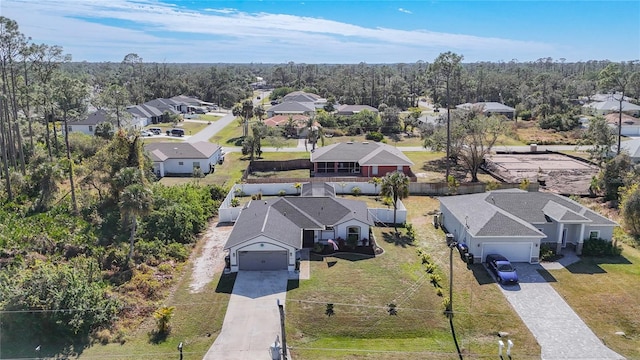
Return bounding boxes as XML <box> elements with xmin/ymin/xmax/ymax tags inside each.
<box><xmin>189</xmin><ymin>222</ymin><xmax>232</xmax><ymax>293</ymax></box>
<box><xmin>484</xmin><ymin>152</ymin><xmax>599</xmax><ymax>195</ymax></box>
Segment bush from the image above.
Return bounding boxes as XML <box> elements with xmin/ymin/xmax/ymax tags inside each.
<box><xmin>539</xmin><ymin>243</ymin><xmax>557</xmax><ymax>261</ymax></box>
<box><xmin>251</xmin><ymin>192</ymin><xmax>262</xmax><ymax>200</ymax></box>
<box><xmin>352</xmin><ymin>186</ymin><xmax>361</xmax><ymax>196</ymax></box>
<box><xmin>518</xmin><ymin>110</ymin><xmax>533</xmax><ymax>121</ymax></box>
<box><xmin>582</xmin><ymin>238</ymin><xmax>622</xmax><ymax>256</ymax></box>
<box><xmin>406</xmin><ymin>223</ymin><xmax>417</xmax><ymax>243</ymax></box>
<box><xmin>366</xmin><ymin>131</ymin><xmax>384</xmax><ymax>142</ymax></box>
<box><xmin>231</xmin><ymin>198</ymin><xmax>240</xmax><ymax>207</ymax></box>
<box><xmin>278</xmin><ymin>189</ymin><xmax>286</xmax><ymax>196</ymax></box>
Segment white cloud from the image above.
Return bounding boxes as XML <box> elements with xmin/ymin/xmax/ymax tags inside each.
<box><xmin>398</xmin><ymin>8</ymin><xmax>412</xmax><ymax>14</ymax></box>
<box><xmin>1</xmin><ymin>0</ymin><xmax>559</xmax><ymax>63</ymax></box>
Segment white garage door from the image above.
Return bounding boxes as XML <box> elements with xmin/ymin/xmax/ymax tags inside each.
<box><xmin>481</xmin><ymin>243</ymin><xmax>532</xmax><ymax>263</ymax></box>
<box><xmin>238</xmin><ymin>251</ymin><xmax>288</xmax><ymax>271</ymax></box>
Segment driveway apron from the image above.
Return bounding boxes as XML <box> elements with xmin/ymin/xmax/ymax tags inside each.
<box><xmin>203</xmin><ymin>271</ymin><xmax>289</xmax><ymax>360</ymax></box>
<box><xmin>499</xmin><ymin>264</ymin><xmax>624</xmax><ymax>360</ymax></box>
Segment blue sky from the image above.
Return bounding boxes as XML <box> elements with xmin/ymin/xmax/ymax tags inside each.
<box><xmin>2</xmin><ymin>0</ymin><xmax>639</xmax><ymax>63</ymax></box>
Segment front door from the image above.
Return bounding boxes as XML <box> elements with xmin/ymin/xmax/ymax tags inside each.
<box><xmin>561</xmin><ymin>228</ymin><xmax>568</xmax><ymax>248</ymax></box>
<box><xmin>303</xmin><ymin>230</ymin><xmax>315</xmax><ymax>248</ymax></box>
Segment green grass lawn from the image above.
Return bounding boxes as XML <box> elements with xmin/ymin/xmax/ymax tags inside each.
<box><xmin>145</xmin><ymin>121</ymin><xmax>208</xmax><ymax>135</ymax></box>
<box><xmin>209</xmin><ymin>120</ymin><xmax>298</xmax><ymax>147</ymax></box>
<box><xmin>287</xmin><ymin>196</ymin><xmax>540</xmax><ymax>359</ymax></box>
<box><xmin>546</xmin><ymin>245</ymin><xmax>640</xmax><ymax>359</ymax></box>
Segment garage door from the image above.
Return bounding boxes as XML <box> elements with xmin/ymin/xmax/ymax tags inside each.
<box><xmin>238</xmin><ymin>251</ymin><xmax>288</xmax><ymax>271</ymax></box>
<box><xmin>481</xmin><ymin>243</ymin><xmax>532</xmax><ymax>263</ymax></box>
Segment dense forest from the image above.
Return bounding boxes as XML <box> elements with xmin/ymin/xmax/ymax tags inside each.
<box><xmin>1</xmin><ymin>14</ymin><xmax>640</xmax><ymax>357</ymax></box>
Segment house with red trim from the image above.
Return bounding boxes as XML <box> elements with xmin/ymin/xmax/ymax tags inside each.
<box><xmin>310</xmin><ymin>141</ymin><xmax>414</xmax><ymax>178</ymax></box>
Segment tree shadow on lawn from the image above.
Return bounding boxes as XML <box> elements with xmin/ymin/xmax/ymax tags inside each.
<box><xmin>565</xmin><ymin>255</ymin><xmax>632</xmax><ymax>275</ymax></box>
<box><xmin>381</xmin><ymin>231</ymin><xmax>416</xmax><ymax>248</ymax></box>
<box><xmin>421</xmin><ymin>158</ymin><xmax>470</xmax><ymax>180</ymax></box>
<box><xmin>0</xmin><ymin>320</ymin><xmax>91</xmax><ymax>359</ymax></box>
<box><xmin>226</xmin><ymin>136</ymin><xmax>244</xmax><ymax>146</ymax></box>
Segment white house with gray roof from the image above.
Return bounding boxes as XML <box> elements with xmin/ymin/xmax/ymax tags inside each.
<box><xmin>439</xmin><ymin>189</ymin><xmax>617</xmax><ymax>263</ymax></box>
<box><xmin>224</xmin><ymin>185</ymin><xmax>372</xmax><ymax>272</ymax></box>
<box><xmin>144</xmin><ymin>141</ymin><xmax>223</xmax><ymax>177</ymax></box>
<box><xmin>456</xmin><ymin>102</ymin><xmax>516</xmax><ymax>119</ymax></box>
<box><xmin>619</xmin><ymin>138</ymin><xmax>640</xmax><ymax>163</ymax></box>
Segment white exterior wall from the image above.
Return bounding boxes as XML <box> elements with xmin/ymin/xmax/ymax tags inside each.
<box><xmin>161</xmin><ymin>151</ymin><xmax>222</xmax><ymax>175</ymax></box>
<box><xmin>67</xmin><ymin>124</ymin><xmax>95</xmax><ymax>136</ymax></box>
<box><xmin>228</xmin><ymin>235</ymin><xmax>297</xmax><ymax>272</ymax></box>
<box><xmin>334</xmin><ymin>219</ymin><xmax>371</xmax><ymax>241</ymax></box>
<box><xmin>585</xmin><ymin>225</ymin><xmax>614</xmax><ymax>241</ymax></box>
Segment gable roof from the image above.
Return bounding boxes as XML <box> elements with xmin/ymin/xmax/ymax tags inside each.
<box><xmin>170</xmin><ymin>95</ymin><xmax>203</xmax><ymax>106</ymax></box>
<box><xmin>224</xmin><ymin>196</ymin><xmax>372</xmax><ymax>250</ymax></box>
<box><xmin>620</xmin><ymin>138</ymin><xmax>640</xmax><ymax>158</ymax></box>
<box><xmin>301</xmin><ymin>182</ymin><xmax>335</xmax><ymax>197</ymax></box>
<box><xmin>268</xmin><ymin>101</ymin><xmax>315</xmax><ymax>113</ymax></box>
<box><xmin>310</xmin><ymin>142</ymin><xmax>413</xmax><ymax>166</ymax></box>
<box><xmin>457</xmin><ymin>102</ymin><xmax>515</xmax><ymax>113</ymax></box>
<box><xmin>584</xmin><ymin>100</ymin><xmax>640</xmax><ymax>112</ymax></box>
<box><xmin>73</xmin><ymin>109</ymin><xmax>111</xmax><ymax>126</ymax></box>
<box><xmin>336</xmin><ymin>104</ymin><xmax>379</xmax><ymax>114</ymax></box>
<box><xmin>439</xmin><ymin>190</ymin><xmax>616</xmax><ymax>238</ymax></box>
<box><xmin>144</xmin><ymin>141</ymin><xmax>221</xmax><ymax>161</ymax></box>
<box><xmin>127</xmin><ymin>104</ymin><xmax>163</xmax><ymax>118</ymax></box>
<box><xmin>143</xmin><ymin>98</ymin><xmax>181</xmax><ymax>114</ymax></box>
<box><xmin>263</xmin><ymin>114</ymin><xmax>309</xmax><ymax>128</ymax></box>
<box><xmin>283</xmin><ymin>91</ymin><xmax>321</xmax><ymax>102</ymax></box>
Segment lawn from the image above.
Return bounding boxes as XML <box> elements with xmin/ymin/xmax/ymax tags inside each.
<box><xmin>208</xmin><ymin>120</ymin><xmax>298</xmax><ymax>148</ymax></box>
<box><xmin>144</xmin><ymin>121</ymin><xmax>208</xmax><ymax>136</ymax></box>
<box><xmin>404</xmin><ymin>151</ymin><xmax>496</xmax><ymax>183</ymax></box>
<box><xmin>545</xmin><ymin>245</ymin><xmax>640</xmax><ymax>358</ymax></box>
<box><xmin>286</xmin><ymin>196</ymin><xmax>540</xmax><ymax>359</ymax></box>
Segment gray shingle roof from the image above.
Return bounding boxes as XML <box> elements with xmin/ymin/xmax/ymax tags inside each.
<box><xmin>301</xmin><ymin>182</ymin><xmax>335</xmax><ymax>197</ymax></box>
<box><xmin>621</xmin><ymin>139</ymin><xmax>640</xmax><ymax>158</ymax></box>
<box><xmin>310</xmin><ymin>142</ymin><xmax>413</xmax><ymax>166</ymax></box>
<box><xmin>457</xmin><ymin>102</ymin><xmax>515</xmax><ymax>113</ymax></box>
<box><xmin>224</xmin><ymin>195</ymin><xmax>372</xmax><ymax>250</ymax></box>
<box><xmin>144</xmin><ymin>141</ymin><xmax>221</xmax><ymax>161</ymax></box>
<box><xmin>269</xmin><ymin>101</ymin><xmax>315</xmax><ymax>113</ymax></box>
<box><xmin>73</xmin><ymin>109</ymin><xmax>111</xmax><ymax>125</ymax></box>
<box><xmin>440</xmin><ymin>190</ymin><xmax>617</xmax><ymax>239</ymax></box>
<box><xmin>336</xmin><ymin>104</ymin><xmax>379</xmax><ymax>114</ymax></box>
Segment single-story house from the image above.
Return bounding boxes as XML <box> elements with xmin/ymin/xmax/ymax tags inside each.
<box><xmin>144</xmin><ymin>141</ymin><xmax>223</xmax><ymax>177</ymax></box>
<box><xmin>66</xmin><ymin>109</ymin><xmax>112</xmax><ymax>136</ymax></box>
<box><xmin>263</xmin><ymin>114</ymin><xmax>310</xmax><ymax>137</ymax></box>
<box><xmin>439</xmin><ymin>189</ymin><xmax>617</xmax><ymax>263</ymax></box>
<box><xmin>143</xmin><ymin>98</ymin><xmax>182</xmax><ymax>116</ymax></box>
<box><xmin>266</xmin><ymin>101</ymin><xmax>316</xmax><ymax>118</ymax></box>
<box><xmin>587</xmin><ymin>93</ymin><xmax>632</xmax><ymax>102</ymax></box>
<box><xmin>335</xmin><ymin>104</ymin><xmax>379</xmax><ymax>116</ymax></box>
<box><xmin>310</xmin><ymin>141</ymin><xmax>414</xmax><ymax>178</ymax></box>
<box><xmin>456</xmin><ymin>102</ymin><xmax>516</xmax><ymax>120</ymax></box>
<box><xmin>282</xmin><ymin>91</ymin><xmax>321</xmax><ymax>103</ymax></box>
<box><xmin>583</xmin><ymin>100</ymin><xmax>640</xmax><ymax>117</ymax></box>
<box><xmin>619</xmin><ymin>138</ymin><xmax>640</xmax><ymax>163</ymax></box>
<box><xmin>605</xmin><ymin>112</ymin><xmax>640</xmax><ymax>136</ymax></box>
<box><xmin>224</xmin><ymin>182</ymin><xmax>372</xmax><ymax>272</ymax></box>
<box><xmin>126</xmin><ymin>104</ymin><xmax>163</xmax><ymax>128</ymax></box>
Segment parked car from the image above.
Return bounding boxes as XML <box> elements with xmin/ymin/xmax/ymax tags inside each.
<box><xmin>140</xmin><ymin>130</ymin><xmax>153</xmax><ymax>137</ymax></box>
<box><xmin>485</xmin><ymin>254</ymin><xmax>518</xmax><ymax>285</ymax></box>
<box><xmin>167</xmin><ymin>128</ymin><xmax>185</xmax><ymax>137</ymax></box>
<box><xmin>148</xmin><ymin>127</ymin><xmax>162</xmax><ymax>135</ymax></box>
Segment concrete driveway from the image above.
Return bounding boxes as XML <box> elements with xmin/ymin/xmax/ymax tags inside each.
<box><xmin>203</xmin><ymin>271</ymin><xmax>289</xmax><ymax>360</ymax></box>
<box><xmin>497</xmin><ymin>263</ymin><xmax>624</xmax><ymax>360</ymax></box>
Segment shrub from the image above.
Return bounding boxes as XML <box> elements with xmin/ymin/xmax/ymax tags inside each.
<box><xmin>154</xmin><ymin>306</ymin><xmax>175</xmax><ymax>335</ymax></box>
<box><xmin>519</xmin><ymin>110</ymin><xmax>533</xmax><ymax>121</ymax></box>
<box><xmin>485</xmin><ymin>181</ymin><xmax>500</xmax><ymax>191</ymax></box>
<box><xmin>230</xmin><ymin>198</ymin><xmax>240</xmax><ymax>207</ymax></box>
<box><xmin>366</xmin><ymin>131</ymin><xmax>384</xmax><ymax>142</ymax></box>
<box><xmin>278</xmin><ymin>189</ymin><xmax>286</xmax><ymax>196</ymax></box>
<box><xmin>436</xmin><ymin>287</ymin><xmax>443</xmax><ymax>297</ymax></box>
<box><xmin>351</xmin><ymin>187</ymin><xmax>361</xmax><ymax>196</ymax></box>
<box><xmin>582</xmin><ymin>238</ymin><xmax>622</xmax><ymax>256</ymax></box>
<box><xmin>406</xmin><ymin>223</ymin><xmax>417</xmax><ymax>243</ymax></box>
<box><xmin>251</xmin><ymin>192</ymin><xmax>262</xmax><ymax>200</ymax></box>
<box><xmin>539</xmin><ymin>243</ymin><xmax>557</xmax><ymax>261</ymax></box>
<box><xmin>430</xmin><ymin>273</ymin><xmax>442</xmax><ymax>287</ymax></box>
<box><xmin>421</xmin><ymin>253</ymin><xmax>432</xmax><ymax>264</ymax></box>
<box><xmin>425</xmin><ymin>263</ymin><xmax>436</xmax><ymax>274</ymax></box>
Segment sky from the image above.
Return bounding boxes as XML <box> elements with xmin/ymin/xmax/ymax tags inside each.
<box><xmin>2</xmin><ymin>0</ymin><xmax>639</xmax><ymax>64</ymax></box>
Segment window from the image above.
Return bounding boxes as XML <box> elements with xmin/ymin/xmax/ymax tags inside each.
<box><xmin>178</xmin><ymin>161</ymin><xmax>184</xmax><ymax>166</ymax></box>
<box><xmin>193</xmin><ymin>162</ymin><xmax>200</xmax><ymax>168</ymax></box>
<box><xmin>589</xmin><ymin>230</ymin><xmax>599</xmax><ymax>240</ymax></box>
<box><xmin>89</xmin><ymin>126</ymin><xmax>93</xmax><ymax>132</ymax></box>
<box><xmin>347</xmin><ymin>226</ymin><xmax>360</xmax><ymax>243</ymax></box>
<box><xmin>68</xmin><ymin>125</ymin><xmax>73</xmax><ymax>132</ymax></box>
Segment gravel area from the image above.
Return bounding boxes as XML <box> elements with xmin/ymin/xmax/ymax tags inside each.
<box><xmin>189</xmin><ymin>222</ymin><xmax>233</xmax><ymax>293</ymax></box>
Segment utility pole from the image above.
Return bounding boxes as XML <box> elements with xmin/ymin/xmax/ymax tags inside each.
<box><xmin>277</xmin><ymin>299</ymin><xmax>287</xmax><ymax>360</ymax></box>
<box><xmin>446</xmin><ymin>234</ymin><xmax>463</xmax><ymax>360</ymax></box>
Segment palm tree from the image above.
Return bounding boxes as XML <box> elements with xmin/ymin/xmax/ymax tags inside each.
<box><xmin>120</xmin><ymin>183</ymin><xmax>153</xmax><ymax>261</ymax></box>
<box><xmin>380</xmin><ymin>171</ymin><xmax>410</xmax><ymax>232</ymax></box>
<box><xmin>293</xmin><ymin>182</ymin><xmax>302</xmax><ymax>195</ymax></box>
<box><xmin>368</xmin><ymin>177</ymin><xmax>382</xmax><ymax>200</ymax></box>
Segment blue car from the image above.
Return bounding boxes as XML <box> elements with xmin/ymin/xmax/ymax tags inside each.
<box><xmin>485</xmin><ymin>254</ymin><xmax>519</xmax><ymax>284</ymax></box>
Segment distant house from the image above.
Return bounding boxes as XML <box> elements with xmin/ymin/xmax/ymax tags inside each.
<box><xmin>619</xmin><ymin>138</ymin><xmax>640</xmax><ymax>163</ymax></box>
<box><xmin>310</xmin><ymin>141</ymin><xmax>414</xmax><ymax>178</ymax></box>
<box><xmin>439</xmin><ymin>190</ymin><xmax>617</xmax><ymax>263</ymax></box>
<box><xmin>66</xmin><ymin>109</ymin><xmax>112</xmax><ymax>136</ymax></box>
<box><xmin>605</xmin><ymin>112</ymin><xmax>640</xmax><ymax>136</ymax></box>
<box><xmin>587</xmin><ymin>93</ymin><xmax>632</xmax><ymax>102</ymax></box>
<box><xmin>126</xmin><ymin>104</ymin><xmax>163</xmax><ymax>128</ymax></box>
<box><xmin>224</xmin><ymin>182</ymin><xmax>373</xmax><ymax>272</ymax></box>
<box><xmin>144</xmin><ymin>141</ymin><xmax>223</xmax><ymax>177</ymax></box>
<box><xmin>266</xmin><ymin>101</ymin><xmax>316</xmax><ymax>118</ymax></box>
<box><xmin>282</xmin><ymin>91</ymin><xmax>321</xmax><ymax>103</ymax></box>
<box><xmin>456</xmin><ymin>102</ymin><xmax>516</xmax><ymax>120</ymax></box>
<box><xmin>263</xmin><ymin>114</ymin><xmax>310</xmax><ymax>137</ymax></box>
<box><xmin>144</xmin><ymin>98</ymin><xmax>182</xmax><ymax>116</ymax></box>
<box><xmin>335</xmin><ymin>105</ymin><xmax>379</xmax><ymax>116</ymax></box>
<box><xmin>583</xmin><ymin>100</ymin><xmax>640</xmax><ymax>117</ymax></box>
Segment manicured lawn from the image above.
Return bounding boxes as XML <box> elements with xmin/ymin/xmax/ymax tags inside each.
<box><xmin>145</xmin><ymin>121</ymin><xmax>208</xmax><ymax>136</ymax></box>
<box><xmin>546</xmin><ymin>245</ymin><xmax>640</xmax><ymax>359</ymax></box>
<box><xmin>208</xmin><ymin>120</ymin><xmax>298</xmax><ymax>148</ymax></box>
<box><xmin>286</xmin><ymin>196</ymin><xmax>540</xmax><ymax>359</ymax></box>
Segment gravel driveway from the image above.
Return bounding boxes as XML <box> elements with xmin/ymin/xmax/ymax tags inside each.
<box><xmin>190</xmin><ymin>222</ymin><xmax>233</xmax><ymax>293</ymax></box>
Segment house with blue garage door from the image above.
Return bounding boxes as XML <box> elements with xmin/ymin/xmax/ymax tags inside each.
<box><xmin>439</xmin><ymin>189</ymin><xmax>617</xmax><ymax>263</ymax></box>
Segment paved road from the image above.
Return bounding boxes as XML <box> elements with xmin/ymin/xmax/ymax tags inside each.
<box><xmin>498</xmin><ymin>263</ymin><xmax>624</xmax><ymax>360</ymax></box>
<box><xmin>203</xmin><ymin>271</ymin><xmax>289</xmax><ymax>360</ymax></box>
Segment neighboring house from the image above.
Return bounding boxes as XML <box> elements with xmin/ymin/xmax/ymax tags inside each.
<box><xmin>605</xmin><ymin>112</ymin><xmax>640</xmax><ymax>136</ymax></box>
<box><xmin>126</xmin><ymin>104</ymin><xmax>163</xmax><ymax>128</ymax></box>
<box><xmin>66</xmin><ymin>109</ymin><xmax>112</xmax><ymax>136</ymax></box>
<box><xmin>263</xmin><ymin>114</ymin><xmax>309</xmax><ymax>136</ymax></box>
<box><xmin>583</xmin><ymin>100</ymin><xmax>640</xmax><ymax>117</ymax></box>
<box><xmin>335</xmin><ymin>105</ymin><xmax>379</xmax><ymax>116</ymax></box>
<box><xmin>456</xmin><ymin>102</ymin><xmax>516</xmax><ymax>119</ymax></box>
<box><xmin>619</xmin><ymin>138</ymin><xmax>640</xmax><ymax>163</ymax></box>
<box><xmin>144</xmin><ymin>98</ymin><xmax>182</xmax><ymax>116</ymax></box>
<box><xmin>266</xmin><ymin>101</ymin><xmax>316</xmax><ymax>118</ymax></box>
<box><xmin>282</xmin><ymin>91</ymin><xmax>321</xmax><ymax>103</ymax></box>
<box><xmin>224</xmin><ymin>182</ymin><xmax>372</xmax><ymax>272</ymax></box>
<box><xmin>144</xmin><ymin>141</ymin><xmax>223</xmax><ymax>177</ymax></box>
<box><xmin>587</xmin><ymin>93</ymin><xmax>632</xmax><ymax>102</ymax></box>
<box><xmin>310</xmin><ymin>141</ymin><xmax>414</xmax><ymax>178</ymax></box>
<box><xmin>439</xmin><ymin>189</ymin><xmax>617</xmax><ymax>264</ymax></box>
